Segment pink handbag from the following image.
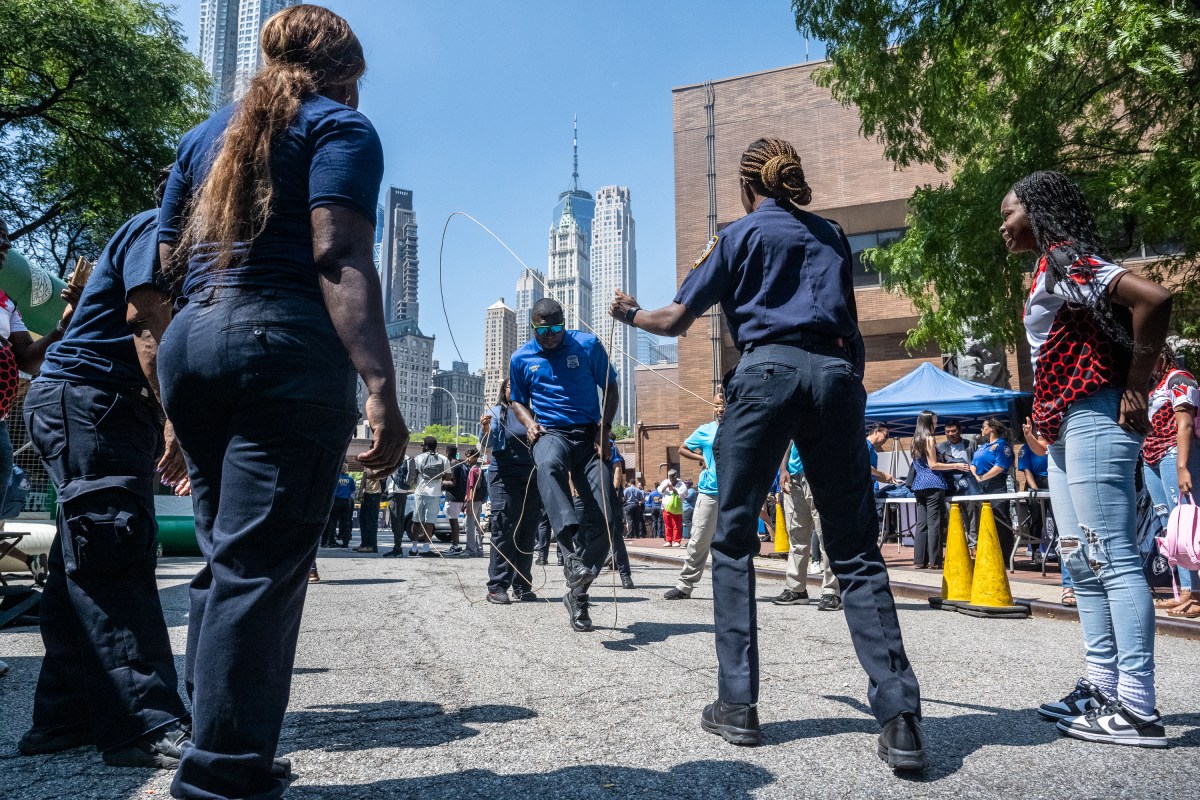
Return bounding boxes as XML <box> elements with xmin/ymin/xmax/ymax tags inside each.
<box><xmin>1158</xmin><ymin>493</ymin><xmax>1200</xmax><ymax>598</ymax></box>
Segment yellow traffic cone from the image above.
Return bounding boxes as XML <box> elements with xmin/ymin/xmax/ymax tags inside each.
<box><xmin>929</xmin><ymin>504</ymin><xmax>973</xmax><ymax>611</ymax></box>
<box><xmin>774</xmin><ymin>499</ymin><xmax>789</xmax><ymax>555</ymax></box>
<box><xmin>959</xmin><ymin>504</ymin><xmax>1029</xmax><ymax>618</ymax></box>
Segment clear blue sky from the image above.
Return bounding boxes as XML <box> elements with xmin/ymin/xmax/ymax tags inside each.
<box><xmin>166</xmin><ymin>1</ymin><xmax>825</xmax><ymax>369</ymax></box>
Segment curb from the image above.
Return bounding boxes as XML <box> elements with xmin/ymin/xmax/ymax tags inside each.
<box><xmin>627</xmin><ymin>549</ymin><xmax>1200</xmax><ymax>642</ymax></box>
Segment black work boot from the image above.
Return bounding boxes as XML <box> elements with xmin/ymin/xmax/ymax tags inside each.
<box><xmin>563</xmin><ymin>591</ymin><xmax>593</xmax><ymax>632</ymax></box>
<box><xmin>563</xmin><ymin>553</ymin><xmax>593</xmax><ymax>590</ymax></box>
<box><xmin>18</xmin><ymin>723</ymin><xmax>92</xmax><ymax>756</ymax></box>
<box><xmin>700</xmin><ymin>700</ymin><xmax>762</xmax><ymax>746</ymax></box>
<box><xmin>102</xmin><ymin>720</ymin><xmax>190</xmax><ymax>769</ymax></box>
<box><xmin>877</xmin><ymin>712</ymin><xmax>927</xmax><ymax>772</ymax></box>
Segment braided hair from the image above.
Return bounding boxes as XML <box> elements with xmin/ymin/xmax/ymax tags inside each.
<box><xmin>1010</xmin><ymin>170</ymin><xmax>1137</xmax><ymax>351</ymax></box>
<box><xmin>739</xmin><ymin>138</ymin><xmax>813</xmax><ymax>210</ymax></box>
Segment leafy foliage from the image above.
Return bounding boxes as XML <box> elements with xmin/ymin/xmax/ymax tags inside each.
<box><xmin>0</xmin><ymin>0</ymin><xmax>208</xmax><ymax>273</ymax></box>
<box><xmin>611</xmin><ymin>423</ymin><xmax>631</xmax><ymax>441</ymax></box>
<box><xmin>417</xmin><ymin>424</ymin><xmax>479</xmax><ymax>445</ymax></box>
<box><xmin>792</xmin><ymin>1</ymin><xmax>1200</xmax><ymax>350</ymax></box>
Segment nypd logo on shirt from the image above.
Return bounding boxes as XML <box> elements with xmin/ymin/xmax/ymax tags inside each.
<box><xmin>566</xmin><ymin>355</ymin><xmax>580</xmax><ymax>369</ymax></box>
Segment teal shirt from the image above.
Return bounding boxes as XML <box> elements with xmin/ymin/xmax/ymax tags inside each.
<box><xmin>683</xmin><ymin>421</ymin><xmax>720</xmax><ymax>497</ymax></box>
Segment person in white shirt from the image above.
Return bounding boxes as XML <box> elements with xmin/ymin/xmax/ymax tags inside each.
<box><xmin>657</xmin><ymin>469</ymin><xmax>687</xmax><ymax>547</ymax></box>
<box><xmin>410</xmin><ymin>436</ymin><xmax>451</xmax><ymax>557</ymax></box>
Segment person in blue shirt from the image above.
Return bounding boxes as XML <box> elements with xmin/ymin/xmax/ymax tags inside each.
<box><xmin>1016</xmin><ymin>439</ymin><xmax>1052</xmax><ymax>562</ymax></box>
<box><xmin>510</xmin><ymin>297</ymin><xmax>619</xmax><ymax>633</ymax></box>
<box><xmin>681</xmin><ymin>481</ymin><xmax>698</xmax><ymax>539</ymax></box>
<box><xmin>609</xmin><ymin>137</ymin><xmax>925</xmax><ymax>769</ymax></box>
<box><xmin>622</xmin><ymin>479</ymin><xmax>646</xmax><ymax>539</ymax></box>
<box><xmin>665</xmin><ymin>392</ymin><xmax>724</xmax><ymax>599</ymax></box>
<box><xmin>156</xmin><ymin>8</ymin><xmax>407</xmax><ymax>797</ymax></box>
<box><xmin>969</xmin><ymin>417</ymin><xmax>1016</xmax><ymax>558</ymax></box>
<box><xmin>648</xmin><ymin>488</ymin><xmax>664</xmax><ymax>538</ymax></box>
<box><xmin>321</xmin><ymin>472</ymin><xmax>356</xmax><ymax>548</ymax></box>
<box><xmin>17</xmin><ymin>174</ymin><xmax>190</xmax><ymax>768</ymax></box>
<box><xmin>772</xmin><ymin>442</ymin><xmax>842</xmax><ymax>608</ymax></box>
<box><xmin>479</xmin><ymin>379</ymin><xmax>543</xmax><ymax>603</ymax></box>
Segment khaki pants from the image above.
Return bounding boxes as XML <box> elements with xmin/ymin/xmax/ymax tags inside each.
<box><xmin>674</xmin><ymin>493</ymin><xmax>719</xmax><ymax>594</ymax></box>
<box><xmin>783</xmin><ymin>475</ymin><xmax>838</xmax><ymax>596</ymax></box>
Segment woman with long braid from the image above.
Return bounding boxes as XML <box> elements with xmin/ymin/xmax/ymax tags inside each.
<box><xmin>157</xmin><ymin>6</ymin><xmax>407</xmax><ymax>796</ymax></box>
<box><xmin>1002</xmin><ymin>170</ymin><xmax>1172</xmax><ymax>747</ymax></box>
<box><xmin>610</xmin><ymin>137</ymin><xmax>925</xmax><ymax>772</ymax></box>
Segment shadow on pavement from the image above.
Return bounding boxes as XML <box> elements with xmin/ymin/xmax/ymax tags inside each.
<box><xmin>287</xmin><ymin>759</ymin><xmax>774</xmax><ymax>799</ymax></box>
<box><xmin>601</xmin><ymin>621</ymin><xmax>712</xmax><ymax>652</ymax></box>
<box><xmin>281</xmin><ymin>701</ymin><xmax>534</xmax><ymax>752</ymax></box>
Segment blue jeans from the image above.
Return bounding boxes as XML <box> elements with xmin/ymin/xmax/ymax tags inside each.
<box><xmin>1143</xmin><ymin>445</ymin><xmax>1200</xmax><ymax>592</ymax></box>
<box><xmin>1047</xmin><ymin>389</ymin><xmax>1154</xmax><ymax>687</ymax></box>
<box><xmin>712</xmin><ymin>341</ymin><xmax>919</xmax><ymax>724</ymax></box>
<box><xmin>161</xmin><ymin>286</ymin><xmax>357</xmax><ymax>800</ymax></box>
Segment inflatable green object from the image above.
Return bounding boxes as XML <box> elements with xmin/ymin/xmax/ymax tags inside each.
<box><xmin>0</xmin><ymin>248</ymin><xmax>69</xmax><ymax>335</ymax></box>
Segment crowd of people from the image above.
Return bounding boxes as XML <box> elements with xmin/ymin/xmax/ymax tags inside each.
<box><xmin>0</xmin><ymin>2</ymin><xmax>1192</xmax><ymax>796</ymax></box>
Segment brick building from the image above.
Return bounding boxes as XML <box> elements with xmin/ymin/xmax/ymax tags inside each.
<box><xmin>631</xmin><ymin>61</ymin><xmax>1034</xmax><ymax>463</ymax></box>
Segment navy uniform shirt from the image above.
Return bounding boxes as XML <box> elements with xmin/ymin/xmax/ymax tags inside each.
<box><xmin>674</xmin><ymin>198</ymin><xmax>858</xmax><ymax>349</ymax></box>
<box><xmin>159</xmin><ymin>95</ymin><xmax>384</xmax><ymax>297</ymax></box>
<box><xmin>973</xmin><ymin>438</ymin><xmax>1014</xmax><ymax>476</ymax></box>
<box><xmin>1016</xmin><ymin>446</ymin><xmax>1048</xmax><ymax>480</ymax></box>
<box><xmin>39</xmin><ymin>210</ymin><xmax>170</xmax><ymax>389</ymax></box>
<box><xmin>509</xmin><ymin>330</ymin><xmax>617</xmax><ymax>428</ymax></box>
<box><xmin>485</xmin><ymin>403</ymin><xmax>536</xmax><ymax>476</ymax></box>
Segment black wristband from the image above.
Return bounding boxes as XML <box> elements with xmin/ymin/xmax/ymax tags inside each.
<box><xmin>624</xmin><ymin>305</ymin><xmax>640</xmax><ymax>324</ymax></box>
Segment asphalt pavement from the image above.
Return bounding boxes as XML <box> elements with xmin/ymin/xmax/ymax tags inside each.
<box><xmin>1</xmin><ymin>541</ymin><xmax>1196</xmax><ymax>800</ymax></box>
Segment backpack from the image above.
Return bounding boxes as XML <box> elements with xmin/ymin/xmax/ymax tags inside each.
<box><xmin>416</xmin><ymin>453</ymin><xmax>445</xmax><ymax>480</ymax></box>
<box><xmin>1158</xmin><ymin>493</ymin><xmax>1200</xmax><ymax>598</ymax></box>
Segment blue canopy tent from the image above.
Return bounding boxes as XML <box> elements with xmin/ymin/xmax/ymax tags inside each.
<box><xmin>864</xmin><ymin>362</ymin><xmax>1030</xmax><ymax>437</ymax></box>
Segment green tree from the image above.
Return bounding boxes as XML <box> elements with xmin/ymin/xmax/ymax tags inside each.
<box><xmin>417</xmin><ymin>424</ymin><xmax>479</xmax><ymax>445</ymax></box>
<box><xmin>611</xmin><ymin>423</ymin><xmax>631</xmax><ymax>440</ymax></box>
<box><xmin>792</xmin><ymin>1</ymin><xmax>1200</xmax><ymax>351</ymax></box>
<box><xmin>0</xmin><ymin>0</ymin><xmax>209</xmax><ymax>273</ymax></box>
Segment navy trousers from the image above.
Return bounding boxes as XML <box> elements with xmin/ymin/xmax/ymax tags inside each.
<box><xmin>358</xmin><ymin>492</ymin><xmax>381</xmax><ymax>549</ymax></box>
<box><xmin>486</xmin><ymin>466</ymin><xmax>541</xmax><ymax>593</ymax></box>
<box><xmin>161</xmin><ymin>286</ymin><xmax>357</xmax><ymax>800</ymax></box>
<box><xmin>23</xmin><ymin>380</ymin><xmax>186</xmax><ymax>750</ymax></box>
<box><xmin>321</xmin><ymin>497</ymin><xmax>353</xmax><ymax>547</ymax></box>
<box><xmin>711</xmin><ymin>342</ymin><xmax>921</xmax><ymax>725</ymax></box>
<box><xmin>533</xmin><ymin>426</ymin><xmax>614</xmax><ymax>595</ymax></box>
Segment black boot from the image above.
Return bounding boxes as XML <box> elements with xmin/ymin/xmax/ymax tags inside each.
<box><xmin>700</xmin><ymin>700</ymin><xmax>762</xmax><ymax>746</ymax></box>
<box><xmin>877</xmin><ymin>712</ymin><xmax>927</xmax><ymax>772</ymax></box>
<box><xmin>563</xmin><ymin>591</ymin><xmax>593</xmax><ymax>632</ymax></box>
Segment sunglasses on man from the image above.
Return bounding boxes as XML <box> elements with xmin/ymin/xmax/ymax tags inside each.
<box><xmin>531</xmin><ymin>323</ymin><xmax>565</xmax><ymax>335</ymax></box>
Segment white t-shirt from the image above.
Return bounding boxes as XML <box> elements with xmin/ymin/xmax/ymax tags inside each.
<box><xmin>0</xmin><ymin>296</ymin><xmax>28</xmax><ymax>341</ymax></box>
<box><xmin>412</xmin><ymin>452</ymin><xmax>450</xmax><ymax>497</ymax></box>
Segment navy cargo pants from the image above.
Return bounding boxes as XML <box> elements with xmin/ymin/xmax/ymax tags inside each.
<box><xmin>23</xmin><ymin>380</ymin><xmax>187</xmax><ymax>751</ymax></box>
<box><xmin>711</xmin><ymin>342</ymin><xmax>921</xmax><ymax>725</ymax></box>
<box><xmin>160</xmin><ymin>286</ymin><xmax>357</xmax><ymax>800</ymax></box>
<box><xmin>486</xmin><ymin>465</ymin><xmax>542</xmax><ymax>594</ymax></box>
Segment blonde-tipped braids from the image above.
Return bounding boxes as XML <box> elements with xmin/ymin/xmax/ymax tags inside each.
<box><xmin>172</xmin><ymin>4</ymin><xmax>365</xmax><ymax>278</ymax></box>
<box><xmin>739</xmin><ymin>137</ymin><xmax>812</xmax><ymax>209</ymax></box>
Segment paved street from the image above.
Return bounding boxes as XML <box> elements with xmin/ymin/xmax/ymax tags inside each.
<box><xmin>1</xmin><ymin>544</ymin><xmax>1196</xmax><ymax>800</ymax></box>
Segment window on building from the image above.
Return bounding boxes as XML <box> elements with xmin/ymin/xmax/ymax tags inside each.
<box><xmin>848</xmin><ymin>228</ymin><xmax>906</xmax><ymax>288</ymax></box>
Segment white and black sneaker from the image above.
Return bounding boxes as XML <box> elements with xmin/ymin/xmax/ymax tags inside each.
<box><xmin>1056</xmin><ymin>701</ymin><xmax>1167</xmax><ymax>748</ymax></box>
<box><xmin>1038</xmin><ymin>678</ymin><xmax>1108</xmax><ymax>721</ymax></box>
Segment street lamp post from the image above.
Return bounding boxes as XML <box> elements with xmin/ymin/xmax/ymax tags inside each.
<box><xmin>430</xmin><ymin>385</ymin><xmax>460</xmax><ymax>448</ymax></box>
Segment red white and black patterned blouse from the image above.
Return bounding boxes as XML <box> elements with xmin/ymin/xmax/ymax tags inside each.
<box><xmin>1143</xmin><ymin>369</ymin><xmax>1199</xmax><ymax>466</ymax></box>
<box><xmin>1023</xmin><ymin>250</ymin><xmax>1128</xmax><ymax>444</ymax></box>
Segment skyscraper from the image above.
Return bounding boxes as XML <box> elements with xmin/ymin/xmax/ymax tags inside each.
<box><xmin>197</xmin><ymin>0</ymin><xmax>299</xmax><ymax>108</ymax></box>
<box><xmin>431</xmin><ymin>361</ymin><xmax>486</xmax><ymax>441</ymax></box>
<box><xmin>483</xmin><ymin>298</ymin><xmax>516</xmax><ymax>408</ymax></box>
<box><xmin>546</xmin><ymin>197</ymin><xmax>591</xmax><ymax>332</ymax></box>
<box><xmin>590</xmin><ymin>186</ymin><xmax>637</xmax><ymax>424</ymax></box>
<box><xmin>379</xmin><ymin>187</ymin><xmax>420</xmax><ymax>325</ymax></box>
<box><xmin>514</xmin><ymin>267</ymin><xmax>545</xmax><ymax>350</ymax></box>
<box><xmin>551</xmin><ymin>118</ymin><xmax>595</xmax><ymax>242</ymax></box>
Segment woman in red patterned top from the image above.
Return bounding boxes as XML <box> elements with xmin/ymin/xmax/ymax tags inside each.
<box><xmin>1141</xmin><ymin>348</ymin><xmax>1199</xmax><ymax>618</ymax></box>
<box><xmin>1001</xmin><ymin>171</ymin><xmax>1172</xmax><ymax>747</ymax></box>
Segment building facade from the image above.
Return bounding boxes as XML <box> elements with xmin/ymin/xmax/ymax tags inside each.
<box><xmin>483</xmin><ymin>298</ymin><xmax>516</xmax><ymax>409</ymax></box>
<box><xmin>379</xmin><ymin>187</ymin><xmax>419</xmax><ymax>325</ymax></box>
<box><xmin>590</xmin><ymin>186</ymin><xmax>638</xmax><ymax>425</ymax></box>
<box><xmin>546</xmin><ymin>198</ymin><xmax>591</xmax><ymax>333</ymax></box>
<box><xmin>198</xmin><ymin>0</ymin><xmax>299</xmax><ymax>107</ymax></box>
<box><xmin>514</xmin><ymin>267</ymin><xmax>545</xmax><ymax>350</ymax></box>
<box><xmin>431</xmin><ymin>361</ymin><xmax>485</xmax><ymax>441</ymax></box>
<box><xmin>386</xmin><ymin>319</ymin><xmax>435</xmax><ymax>434</ymax></box>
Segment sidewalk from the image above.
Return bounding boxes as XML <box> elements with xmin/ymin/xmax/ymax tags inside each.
<box><xmin>624</xmin><ymin>536</ymin><xmax>1200</xmax><ymax>640</ymax></box>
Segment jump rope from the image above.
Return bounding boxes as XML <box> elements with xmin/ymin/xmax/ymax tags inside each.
<box><xmin>397</xmin><ymin>211</ymin><xmax>717</xmax><ymax>637</ymax></box>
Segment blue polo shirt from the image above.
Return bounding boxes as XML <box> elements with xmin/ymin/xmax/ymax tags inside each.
<box><xmin>973</xmin><ymin>438</ymin><xmax>1014</xmax><ymax>475</ymax></box>
<box><xmin>39</xmin><ymin>210</ymin><xmax>170</xmax><ymax>389</ymax></box>
<box><xmin>159</xmin><ymin>94</ymin><xmax>384</xmax><ymax>297</ymax></box>
<box><xmin>334</xmin><ymin>473</ymin><xmax>356</xmax><ymax>500</ymax></box>
<box><xmin>682</xmin><ymin>421</ymin><xmax>720</xmax><ymax>496</ymax></box>
<box><xmin>674</xmin><ymin>199</ymin><xmax>857</xmax><ymax>349</ymax></box>
<box><xmin>509</xmin><ymin>330</ymin><xmax>617</xmax><ymax>428</ymax></box>
<box><xmin>1016</xmin><ymin>446</ymin><xmax>1048</xmax><ymax>479</ymax></box>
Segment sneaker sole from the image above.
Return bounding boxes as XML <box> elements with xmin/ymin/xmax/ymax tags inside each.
<box><xmin>1037</xmin><ymin>706</ymin><xmax>1084</xmax><ymax>721</ymax></box>
<box><xmin>876</xmin><ymin>740</ymin><xmax>928</xmax><ymax>771</ymax></box>
<box><xmin>700</xmin><ymin>715</ymin><xmax>762</xmax><ymax>747</ymax></box>
<box><xmin>1056</xmin><ymin>722</ymin><xmax>1169</xmax><ymax>748</ymax></box>
<box><xmin>772</xmin><ymin>597</ymin><xmax>811</xmax><ymax>606</ymax></box>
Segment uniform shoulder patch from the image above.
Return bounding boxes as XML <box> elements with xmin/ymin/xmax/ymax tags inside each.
<box><xmin>692</xmin><ymin>235</ymin><xmax>719</xmax><ymax>270</ymax></box>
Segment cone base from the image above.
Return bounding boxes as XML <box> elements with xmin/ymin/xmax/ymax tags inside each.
<box><xmin>927</xmin><ymin>596</ymin><xmax>964</xmax><ymax>611</ymax></box>
<box><xmin>957</xmin><ymin>603</ymin><xmax>1030</xmax><ymax>619</ymax></box>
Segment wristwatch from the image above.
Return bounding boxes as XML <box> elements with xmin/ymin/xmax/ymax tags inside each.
<box><xmin>623</xmin><ymin>305</ymin><xmax>640</xmax><ymax>324</ymax></box>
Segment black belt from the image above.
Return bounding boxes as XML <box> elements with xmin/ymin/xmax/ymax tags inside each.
<box><xmin>743</xmin><ymin>331</ymin><xmax>846</xmax><ymax>353</ymax></box>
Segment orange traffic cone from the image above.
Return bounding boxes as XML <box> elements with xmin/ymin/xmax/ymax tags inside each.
<box><xmin>958</xmin><ymin>504</ymin><xmax>1030</xmax><ymax>618</ymax></box>
<box><xmin>929</xmin><ymin>504</ymin><xmax>973</xmax><ymax>611</ymax></box>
